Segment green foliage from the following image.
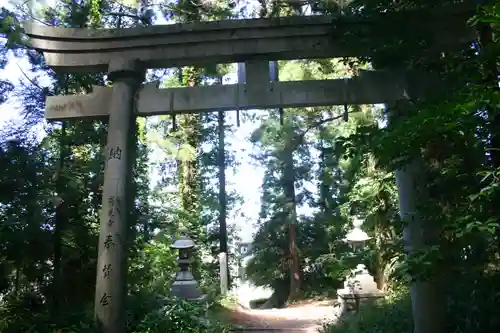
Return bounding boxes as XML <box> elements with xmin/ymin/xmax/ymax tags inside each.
<box><xmin>131</xmin><ymin>296</ymin><xmax>231</xmax><ymax>333</ymax></box>
<box><xmin>0</xmin><ymin>291</ymin><xmax>231</xmax><ymax>333</ymax></box>
<box><xmin>0</xmin><ymin>291</ymin><xmax>94</xmax><ymax>333</ymax></box>
<box><xmin>128</xmin><ymin>239</ymin><xmax>177</xmax><ymax>294</ymax></box>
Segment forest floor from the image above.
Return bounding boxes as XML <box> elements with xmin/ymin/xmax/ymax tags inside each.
<box><xmin>221</xmin><ymin>300</ymin><xmax>337</xmax><ymax>332</ymax></box>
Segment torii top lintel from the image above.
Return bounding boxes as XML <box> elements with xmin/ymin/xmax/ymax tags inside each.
<box><xmin>23</xmin><ymin>5</ymin><xmax>473</xmax><ymax>73</ymax></box>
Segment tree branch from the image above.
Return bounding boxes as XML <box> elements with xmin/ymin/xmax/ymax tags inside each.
<box><xmin>291</xmin><ymin>113</ymin><xmax>345</xmax><ymax>149</ymax></box>
<box><xmin>16</xmin><ymin>62</ymin><xmax>47</xmax><ymax>94</ymax></box>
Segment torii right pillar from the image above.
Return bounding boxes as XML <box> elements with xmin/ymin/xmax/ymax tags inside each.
<box><xmin>389</xmin><ymin>74</ymin><xmax>445</xmax><ymax>333</ymax></box>
<box><xmin>395</xmin><ymin>155</ymin><xmax>445</xmax><ymax>333</ymax></box>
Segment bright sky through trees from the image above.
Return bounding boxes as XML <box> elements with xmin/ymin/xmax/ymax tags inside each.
<box><xmin>0</xmin><ymin>0</ymin><xmax>319</xmax><ymax>244</ymax></box>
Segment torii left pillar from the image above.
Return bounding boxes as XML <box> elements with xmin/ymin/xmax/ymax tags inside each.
<box><xmin>94</xmin><ymin>59</ymin><xmax>143</xmax><ymax>333</ymax></box>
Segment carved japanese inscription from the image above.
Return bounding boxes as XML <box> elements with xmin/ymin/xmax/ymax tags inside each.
<box><xmin>47</xmin><ymin>100</ymin><xmax>84</xmax><ymax>114</ymax></box>
<box><xmin>100</xmin><ymin>292</ymin><xmax>111</xmax><ymax>306</ymax></box>
<box><xmin>45</xmin><ymin>86</ymin><xmax>111</xmax><ymax>120</ymax></box>
<box><xmin>107</xmin><ymin>196</ymin><xmax>121</xmax><ymax>219</ymax></box>
<box><xmin>108</xmin><ymin>147</ymin><xmax>122</xmax><ymax>160</ymax></box>
<box><xmin>104</xmin><ymin>234</ymin><xmax>115</xmax><ymax>250</ymax></box>
<box><xmin>102</xmin><ymin>264</ymin><xmax>112</xmax><ymax>279</ymax></box>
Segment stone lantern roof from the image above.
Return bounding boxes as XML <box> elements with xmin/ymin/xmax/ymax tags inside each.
<box><xmin>344</xmin><ymin>217</ymin><xmax>371</xmax><ymax>244</ymax></box>
<box><xmin>171</xmin><ymin>235</ymin><xmax>195</xmax><ymax>249</ymax></box>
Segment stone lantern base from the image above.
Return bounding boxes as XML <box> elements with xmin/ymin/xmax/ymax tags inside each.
<box><xmin>170</xmin><ymin>270</ymin><xmax>206</xmax><ymax>301</ymax></box>
<box><xmin>170</xmin><ymin>280</ymin><xmax>207</xmax><ymax>301</ymax></box>
<box><xmin>335</xmin><ymin>264</ymin><xmax>385</xmax><ymax>316</ymax></box>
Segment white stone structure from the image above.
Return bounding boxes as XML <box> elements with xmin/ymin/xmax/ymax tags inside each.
<box><xmin>336</xmin><ymin>218</ymin><xmax>384</xmax><ymax>316</ymax></box>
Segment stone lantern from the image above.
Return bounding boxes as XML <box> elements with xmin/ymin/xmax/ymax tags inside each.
<box><xmin>170</xmin><ymin>233</ymin><xmax>206</xmax><ymax>301</ymax></box>
<box><xmin>344</xmin><ymin>217</ymin><xmax>371</xmax><ymax>250</ymax></box>
<box><xmin>335</xmin><ymin>217</ymin><xmax>385</xmax><ymax>316</ymax></box>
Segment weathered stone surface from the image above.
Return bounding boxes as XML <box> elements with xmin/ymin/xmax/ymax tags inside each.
<box><xmin>23</xmin><ymin>5</ymin><xmax>473</xmax><ymax>72</ymax></box>
<box><xmin>45</xmin><ymin>70</ymin><xmax>431</xmax><ymax>120</ymax></box>
<box><xmin>237</xmin><ymin>61</ymin><xmax>279</xmax><ymax>86</ymax></box>
<box><xmin>45</xmin><ymin>85</ymin><xmax>111</xmax><ymax>120</ymax></box>
<box><xmin>44</xmin><ymin>71</ymin><xmax>422</xmax><ymax>120</ymax></box>
<box><xmin>136</xmin><ymin>71</ymin><xmax>408</xmax><ymax>115</ymax></box>
<box><xmin>93</xmin><ymin>59</ymin><xmax>142</xmax><ymax>333</ymax></box>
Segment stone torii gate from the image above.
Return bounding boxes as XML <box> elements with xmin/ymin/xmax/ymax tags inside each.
<box><xmin>24</xmin><ymin>7</ymin><xmax>472</xmax><ymax>333</ymax></box>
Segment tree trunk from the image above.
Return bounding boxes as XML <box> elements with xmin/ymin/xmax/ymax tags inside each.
<box><xmin>14</xmin><ymin>262</ymin><xmax>20</xmax><ymax>295</ymax></box>
<box><xmin>374</xmin><ymin>244</ymin><xmax>385</xmax><ymax>290</ymax></box>
<box><xmin>218</xmin><ymin>110</ymin><xmax>229</xmax><ymax>293</ymax></box>
<box><xmin>178</xmin><ymin>113</ymin><xmax>201</xmax><ymax>275</ymax></box>
<box><xmin>178</xmin><ymin>67</ymin><xmax>202</xmax><ymax>277</ymax></box>
<box><xmin>52</xmin><ymin>202</ymin><xmax>65</xmax><ymax>322</ymax></box>
<box><xmin>319</xmin><ymin>146</ymin><xmax>330</xmax><ymax>213</ymax></box>
<box><xmin>282</xmin><ymin>140</ymin><xmax>300</xmax><ymax>302</ymax></box>
<box><xmin>52</xmin><ymin>122</ymin><xmax>67</xmax><ymax>325</ymax></box>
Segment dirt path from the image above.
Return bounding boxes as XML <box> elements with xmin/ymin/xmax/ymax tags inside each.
<box><xmin>227</xmin><ymin>300</ymin><xmax>337</xmax><ymax>332</ymax></box>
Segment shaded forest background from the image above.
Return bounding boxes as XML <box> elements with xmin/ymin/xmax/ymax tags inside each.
<box><xmin>1</xmin><ymin>0</ymin><xmax>500</xmax><ymax>333</ymax></box>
